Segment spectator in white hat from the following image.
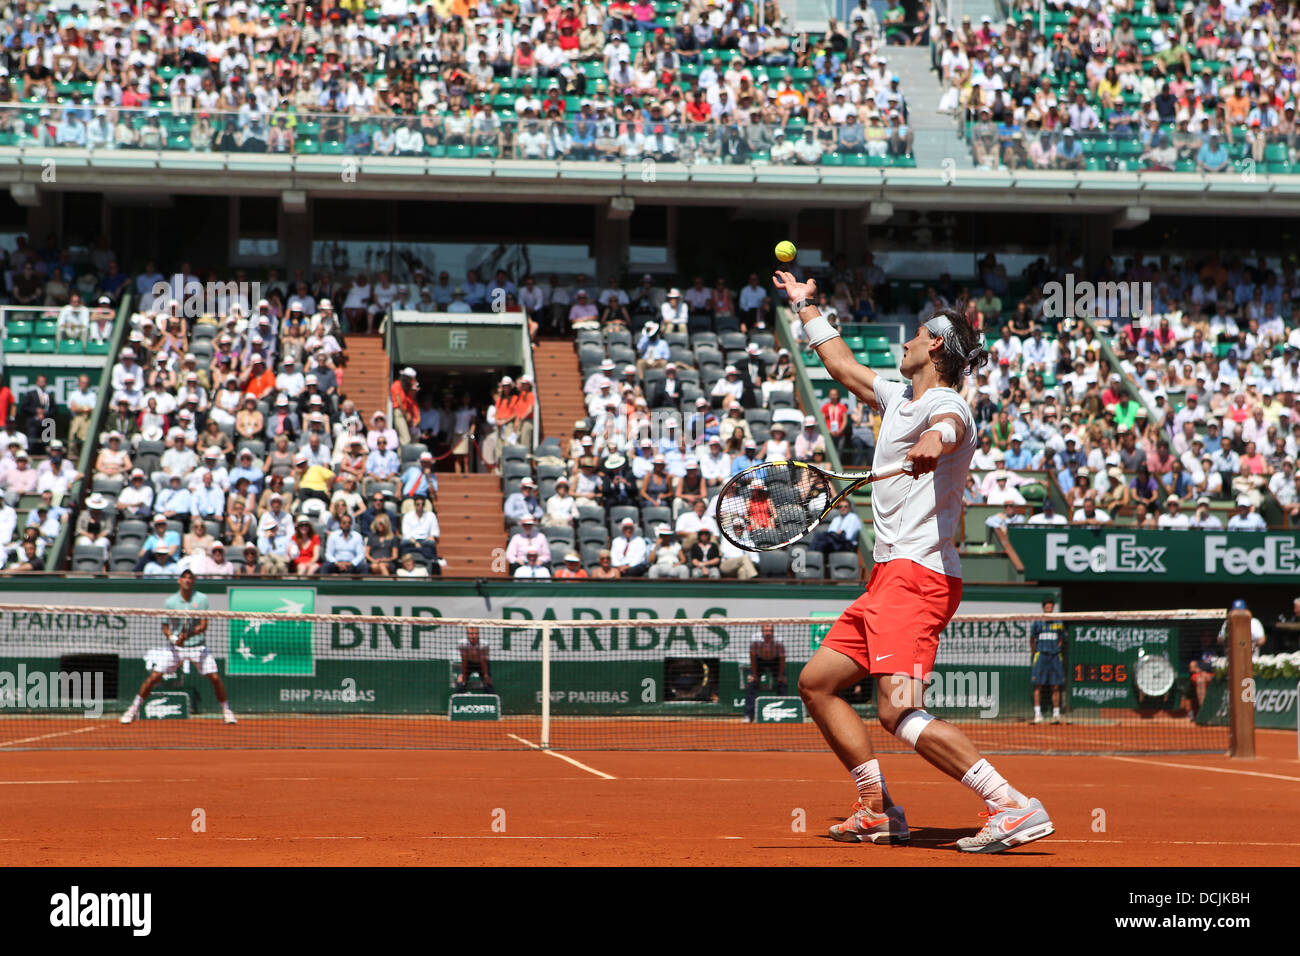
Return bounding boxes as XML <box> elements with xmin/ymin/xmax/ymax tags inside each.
<box><xmin>795</xmin><ymin>415</ymin><xmax>826</xmax><ymax>461</ymax></box>
<box><xmin>1227</xmin><ymin>496</ymin><xmax>1267</xmax><ymax>531</ymax></box>
<box><xmin>648</xmin><ymin>524</ymin><xmax>688</xmax><ymax>578</ymax></box>
<box><xmin>93</xmin><ymin>431</ymin><xmax>132</xmax><ymax>481</ymax></box>
<box><xmin>659</xmin><ymin>288</ymin><xmax>688</xmax><ymax>333</ymax></box>
<box><xmin>711</xmin><ymin>363</ymin><xmax>746</xmax><ymax>410</ymax></box>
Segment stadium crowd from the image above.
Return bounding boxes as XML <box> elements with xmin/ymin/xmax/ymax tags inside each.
<box><xmin>941</xmin><ymin>2</ymin><xmax>1300</xmax><ymax>172</ymax></box>
<box><xmin>4</xmin><ymin>232</ymin><xmax>1300</xmax><ymax>576</ymax></box>
<box><xmin>0</xmin><ymin>0</ymin><xmax>918</xmax><ymax>165</ymax></box>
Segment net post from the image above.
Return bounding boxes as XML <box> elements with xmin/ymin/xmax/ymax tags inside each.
<box><xmin>1226</xmin><ymin>609</ymin><xmax>1255</xmax><ymax>760</ymax></box>
<box><xmin>540</xmin><ymin>623</ymin><xmax>551</xmax><ymax>750</ymax></box>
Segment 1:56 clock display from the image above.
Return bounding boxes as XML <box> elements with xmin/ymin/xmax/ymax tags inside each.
<box><xmin>1072</xmin><ymin>663</ymin><xmax>1129</xmax><ymax>683</ymax></box>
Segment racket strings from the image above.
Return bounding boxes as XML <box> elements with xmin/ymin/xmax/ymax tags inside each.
<box><xmin>717</xmin><ymin>462</ymin><xmax>834</xmax><ymax>550</ymax></box>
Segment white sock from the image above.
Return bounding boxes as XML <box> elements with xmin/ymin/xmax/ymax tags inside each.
<box><xmin>129</xmin><ymin>695</ymin><xmax>143</xmax><ymax>711</ymax></box>
<box><xmin>850</xmin><ymin>759</ymin><xmax>887</xmax><ymax>813</ymax></box>
<box><xmin>221</xmin><ymin>701</ymin><xmax>233</xmax><ymax>712</ymax></box>
<box><xmin>1052</xmin><ymin>707</ymin><xmax>1061</xmax><ymax>717</ymax></box>
<box><xmin>1033</xmin><ymin>705</ymin><xmax>1041</xmax><ymax>717</ymax></box>
<box><xmin>960</xmin><ymin>758</ymin><xmax>1027</xmax><ymax>811</ymax></box>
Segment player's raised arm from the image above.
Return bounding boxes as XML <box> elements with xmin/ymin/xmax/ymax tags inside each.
<box><xmin>772</xmin><ymin>271</ymin><xmax>879</xmax><ymax>408</ymax></box>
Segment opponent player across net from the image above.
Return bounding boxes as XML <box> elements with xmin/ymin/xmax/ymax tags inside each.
<box><xmin>775</xmin><ymin>269</ymin><xmax>1055</xmax><ymax>854</ymax></box>
<box><xmin>120</xmin><ymin>568</ymin><xmax>237</xmax><ymax>725</ymax></box>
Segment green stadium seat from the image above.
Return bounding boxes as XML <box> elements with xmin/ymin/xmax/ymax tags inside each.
<box><xmin>891</xmin><ymin>155</ymin><xmax>916</xmax><ymax>168</ymax></box>
<box><xmin>821</xmin><ymin>152</ymin><xmax>843</xmax><ymax>166</ymax></box>
<box><xmin>843</xmin><ymin>335</ymin><xmax>866</xmax><ymax>351</ymax></box>
<box><xmin>1265</xmin><ymin>161</ymin><xmax>1289</xmax><ymax>174</ymax></box>
<box><xmin>865</xmin><ymin>154</ymin><xmax>887</xmax><ymax>167</ymax></box>
<box><xmin>1175</xmin><ymin>158</ymin><xmax>1196</xmax><ymax>172</ymax></box>
<box><xmin>5</xmin><ymin>319</ymin><xmax>33</xmax><ymax>336</ymax></box>
<box><xmin>447</xmin><ymin>144</ymin><xmax>472</xmax><ymax>159</ymax></box>
<box><xmin>320</xmin><ymin>140</ymin><xmax>345</xmax><ymax>155</ymax></box>
<box><xmin>27</xmin><ymin>336</ymin><xmax>54</xmax><ymax>354</ymax></box>
<box><xmin>168</xmin><ymin>133</ymin><xmax>190</xmax><ymax>150</ymax></box>
<box><xmin>34</xmin><ymin>319</ymin><xmax>57</xmax><ymax>336</ymax></box>
<box><xmin>843</xmin><ymin>152</ymin><xmax>867</xmax><ymax>166</ymax></box>
<box><xmin>295</xmin><ymin>137</ymin><xmax>319</xmax><ymax>154</ymax></box>
<box><xmin>3</xmin><ymin>335</ymin><xmax>28</xmax><ymax>353</ymax></box>
<box><xmin>85</xmin><ymin>339</ymin><xmax>111</xmax><ymax>356</ymax></box>
<box><xmin>868</xmin><ymin>350</ymin><xmax>894</xmax><ymax>367</ymax></box>
<box><xmin>792</xmin><ymin>67</ymin><xmax>814</xmax><ymax>82</ymax></box>
<box><xmin>425</xmin><ymin>144</ymin><xmax>447</xmax><ymax>158</ymax></box>
<box><xmin>296</xmin><ymin>121</ymin><xmax>321</xmax><ymax>138</ymax></box>
<box><xmin>57</xmin><ymin>338</ymin><xmax>84</xmax><ymax>355</ymax></box>
<box><xmin>473</xmin><ymin>144</ymin><xmax>499</xmax><ymax>158</ymax></box>
<box><xmin>1264</xmin><ymin>142</ymin><xmax>1288</xmax><ymax>163</ymax></box>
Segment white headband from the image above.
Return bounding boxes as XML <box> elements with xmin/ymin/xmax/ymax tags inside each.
<box><xmin>925</xmin><ymin>315</ymin><xmax>984</xmax><ymax>367</ymax></box>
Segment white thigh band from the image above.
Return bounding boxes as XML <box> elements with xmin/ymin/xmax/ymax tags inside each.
<box><xmin>894</xmin><ymin>709</ymin><xmax>935</xmax><ymax>748</ymax></box>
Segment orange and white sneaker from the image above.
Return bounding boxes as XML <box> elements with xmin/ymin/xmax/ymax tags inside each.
<box><xmin>829</xmin><ymin>803</ymin><xmax>910</xmax><ymax>845</ymax></box>
<box><xmin>956</xmin><ymin>798</ymin><xmax>1054</xmax><ymax>854</ymax></box>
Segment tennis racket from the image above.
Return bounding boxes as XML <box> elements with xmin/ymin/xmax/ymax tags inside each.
<box><xmin>715</xmin><ymin>459</ymin><xmax>912</xmax><ymax>552</ymax></box>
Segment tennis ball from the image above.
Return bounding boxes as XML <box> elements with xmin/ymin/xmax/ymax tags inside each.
<box><xmin>774</xmin><ymin>241</ymin><xmax>797</xmax><ymax>262</ymax></box>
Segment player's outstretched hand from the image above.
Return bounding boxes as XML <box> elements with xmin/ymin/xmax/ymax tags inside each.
<box><xmin>772</xmin><ymin>271</ymin><xmax>816</xmax><ymax>305</ymax></box>
<box><xmin>905</xmin><ymin>431</ymin><xmax>944</xmax><ymax>478</ymax></box>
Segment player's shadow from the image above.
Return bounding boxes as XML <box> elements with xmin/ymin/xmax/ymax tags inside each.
<box><xmin>815</xmin><ymin>821</ymin><xmax>1054</xmax><ymax>854</ymax></box>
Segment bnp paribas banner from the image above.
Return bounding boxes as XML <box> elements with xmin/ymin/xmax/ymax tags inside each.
<box><xmin>1008</xmin><ymin>528</ymin><xmax>1300</xmax><ymax>582</ymax></box>
<box><xmin>0</xmin><ymin>580</ymin><xmax>1055</xmax><ymax>665</ymax></box>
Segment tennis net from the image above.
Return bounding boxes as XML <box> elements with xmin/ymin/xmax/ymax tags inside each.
<box><xmin>0</xmin><ymin>603</ymin><xmax>1235</xmax><ymax>754</ymax></box>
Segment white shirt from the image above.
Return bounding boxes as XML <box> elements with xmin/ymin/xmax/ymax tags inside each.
<box><xmin>1157</xmin><ymin>512</ymin><xmax>1191</xmax><ymax>529</ymax></box>
<box><xmin>514</xmin><ymin>563</ymin><xmax>552</xmax><ymax>578</ymax></box>
<box><xmin>610</xmin><ymin>533</ymin><xmax>648</xmax><ymax>568</ymax></box>
<box><xmin>868</xmin><ymin>379</ymin><xmax>976</xmax><ymax>577</ymax></box>
<box><xmin>402</xmin><ymin>510</ymin><xmax>440</xmax><ymax>540</ymax></box>
<box><xmin>674</xmin><ymin>511</ymin><xmax>720</xmax><ymax>537</ymax></box>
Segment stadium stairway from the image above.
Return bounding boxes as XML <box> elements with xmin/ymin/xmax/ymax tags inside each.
<box><xmin>532</xmin><ymin>337</ymin><xmax>590</xmax><ymax>445</ymax></box>
<box><xmin>886</xmin><ymin>46</ymin><xmax>974</xmax><ymax>171</ymax></box>
<box><xmin>437</xmin><ymin>473</ymin><xmax>509</xmax><ymax>577</ymax></box>
<box><xmin>342</xmin><ymin>334</ymin><xmax>392</xmax><ymax>421</ymax></box>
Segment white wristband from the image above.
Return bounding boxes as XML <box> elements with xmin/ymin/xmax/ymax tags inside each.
<box><xmin>800</xmin><ymin>311</ymin><xmax>841</xmax><ymax>348</ymax></box>
<box><xmin>924</xmin><ymin>421</ymin><xmax>957</xmax><ymax>445</ymax></box>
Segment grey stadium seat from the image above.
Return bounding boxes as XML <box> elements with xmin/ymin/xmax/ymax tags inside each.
<box><xmin>829</xmin><ymin>552</ymin><xmax>860</xmax><ymax>580</ymax></box>
<box><xmin>758</xmin><ymin>550</ymin><xmax>789</xmax><ymax>577</ymax></box>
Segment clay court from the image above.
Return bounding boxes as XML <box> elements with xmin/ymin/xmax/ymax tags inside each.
<box><xmin>2</xmin><ymin>724</ymin><xmax>1295</xmax><ymax>866</ymax></box>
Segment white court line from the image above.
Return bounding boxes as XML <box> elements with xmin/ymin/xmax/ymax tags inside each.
<box><xmin>1109</xmin><ymin>755</ymin><xmax>1300</xmax><ymax>783</ymax></box>
<box><xmin>1047</xmin><ymin>839</ymin><xmax>1300</xmax><ymax>847</ymax></box>
<box><xmin>421</xmin><ymin>836</ymin><xmax>599</xmax><ymax>840</ymax></box>
<box><xmin>0</xmin><ymin>778</ymin><xmax>199</xmax><ymax>786</ymax></box>
<box><xmin>505</xmin><ymin>733</ymin><xmax>617</xmax><ymax>780</ymax></box>
<box><xmin>0</xmin><ymin>726</ymin><xmax>102</xmax><ymax>748</ymax></box>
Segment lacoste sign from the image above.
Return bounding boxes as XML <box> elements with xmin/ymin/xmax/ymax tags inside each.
<box><xmin>755</xmin><ymin>696</ymin><xmax>805</xmax><ymax>723</ymax></box>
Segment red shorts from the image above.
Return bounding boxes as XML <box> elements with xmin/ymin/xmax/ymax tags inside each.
<box><xmin>821</xmin><ymin>558</ymin><xmax>962</xmax><ymax>678</ymax></box>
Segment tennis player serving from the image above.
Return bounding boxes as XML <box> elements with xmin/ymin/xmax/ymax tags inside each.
<box><xmin>775</xmin><ymin>271</ymin><xmax>1053</xmax><ymax>853</ymax></box>
<box><xmin>120</xmin><ymin>569</ymin><xmax>237</xmax><ymax>725</ymax></box>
